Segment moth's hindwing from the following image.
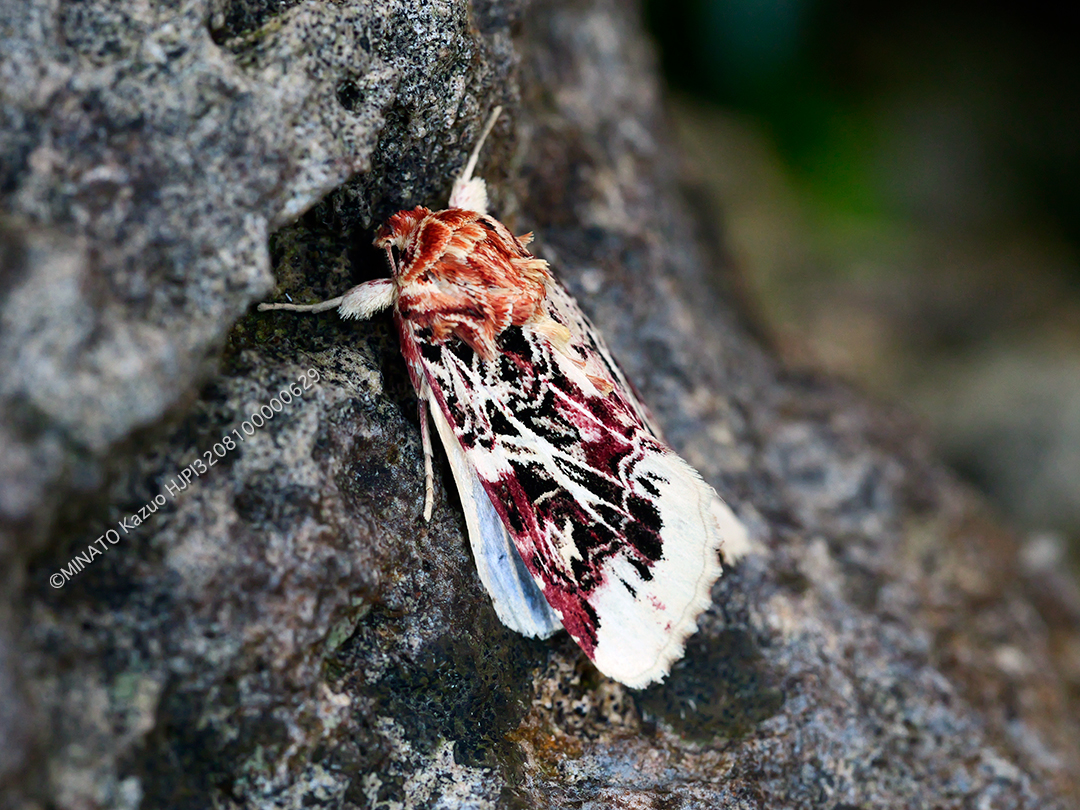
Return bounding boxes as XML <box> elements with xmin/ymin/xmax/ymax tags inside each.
<box><xmin>427</xmin><ymin>393</ymin><xmax>563</xmax><ymax>638</ymax></box>
<box><xmin>403</xmin><ymin>281</ymin><xmax>749</xmax><ymax>688</ymax></box>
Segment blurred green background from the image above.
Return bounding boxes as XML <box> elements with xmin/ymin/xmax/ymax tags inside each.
<box><xmin>645</xmin><ymin>0</ymin><xmax>1080</xmax><ymax>562</ymax></box>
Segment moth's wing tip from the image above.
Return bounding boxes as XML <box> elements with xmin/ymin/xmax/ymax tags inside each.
<box><xmin>583</xmin><ymin>486</ymin><xmax>751</xmax><ymax>695</ymax></box>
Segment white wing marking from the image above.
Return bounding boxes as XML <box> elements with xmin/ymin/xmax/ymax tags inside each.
<box><xmin>586</xmin><ymin>448</ymin><xmax>748</xmax><ymax>687</ymax></box>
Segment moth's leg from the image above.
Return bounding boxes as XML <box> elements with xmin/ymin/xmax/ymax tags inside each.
<box><xmin>418</xmin><ymin>386</ymin><xmax>436</xmax><ymax>521</ymax></box>
<box><xmin>258</xmin><ymin>278</ymin><xmax>395</xmax><ymax>320</ymax></box>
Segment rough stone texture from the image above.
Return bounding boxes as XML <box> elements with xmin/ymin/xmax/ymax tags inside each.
<box><xmin>2</xmin><ymin>0</ymin><xmax>1079</xmax><ymax>808</ymax></box>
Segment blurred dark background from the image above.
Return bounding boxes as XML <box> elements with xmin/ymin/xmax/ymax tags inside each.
<box><xmin>644</xmin><ymin>0</ymin><xmax>1080</xmax><ymax>564</ymax></box>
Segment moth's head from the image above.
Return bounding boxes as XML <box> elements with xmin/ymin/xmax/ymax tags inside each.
<box><xmin>374</xmin><ymin>206</ymin><xmax>430</xmax><ymax>273</ymax></box>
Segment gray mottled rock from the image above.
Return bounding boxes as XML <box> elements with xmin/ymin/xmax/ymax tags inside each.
<box><xmin>2</xmin><ymin>0</ymin><xmax>1079</xmax><ymax>807</ymax></box>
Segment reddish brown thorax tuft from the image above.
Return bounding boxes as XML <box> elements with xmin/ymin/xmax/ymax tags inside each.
<box><xmin>374</xmin><ymin>206</ymin><xmax>554</xmax><ymax>361</ymax></box>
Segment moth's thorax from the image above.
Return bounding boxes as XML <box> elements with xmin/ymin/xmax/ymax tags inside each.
<box><xmin>374</xmin><ymin>206</ymin><xmax>553</xmax><ymax>361</ymax></box>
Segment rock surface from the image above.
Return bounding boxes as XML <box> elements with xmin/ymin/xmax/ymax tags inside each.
<box><xmin>2</xmin><ymin>0</ymin><xmax>1079</xmax><ymax>807</ymax></box>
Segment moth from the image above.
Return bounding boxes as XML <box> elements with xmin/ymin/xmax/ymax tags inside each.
<box><xmin>260</xmin><ymin>107</ymin><xmax>749</xmax><ymax>688</ymax></box>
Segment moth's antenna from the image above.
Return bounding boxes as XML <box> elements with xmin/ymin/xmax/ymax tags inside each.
<box><xmin>449</xmin><ymin>106</ymin><xmax>502</xmax><ymax>214</ymax></box>
<box><xmin>459</xmin><ymin>105</ymin><xmax>502</xmax><ymax>186</ymax></box>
